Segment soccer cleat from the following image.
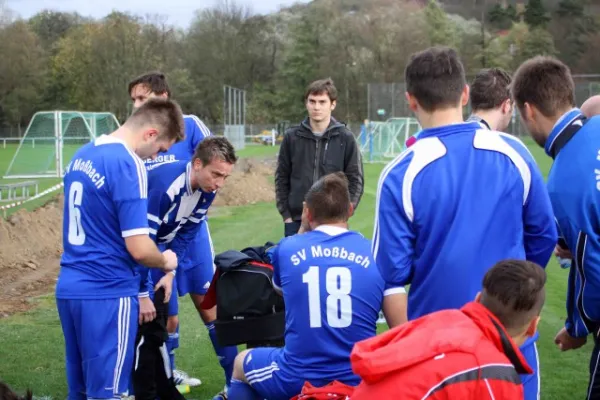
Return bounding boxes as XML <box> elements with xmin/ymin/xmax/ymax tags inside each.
<box><xmin>211</xmin><ymin>390</ymin><xmax>228</xmax><ymax>400</ymax></box>
<box><xmin>173</xmin><ymin>369</ymin><xmax>202</xmax><ymax>387</ymax></box>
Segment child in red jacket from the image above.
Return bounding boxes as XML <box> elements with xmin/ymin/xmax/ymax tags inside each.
<box><xmin>351</xmin><ymin>259</ymin><xmax>545</xmax><ymax>399</ymax></box>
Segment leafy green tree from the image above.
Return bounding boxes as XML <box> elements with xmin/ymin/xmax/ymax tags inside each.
<box><xmin>523</xmin><ymin>0</ymin><xmax>550</xmax><ymax>29</ymax></box>
<box><xmin>0</xmin><ymin>21</ymin><xmax>45</xmax><ymax>126</ymax></box>
<box><xmin>552</xmin><ymin>0</ymin><xmax>597</xmax><ymax>69</ymax></box>
<box><xmin>424</xmin><ymin>0</ymin><xmax>459</xmax><ymax>48</ymax></box>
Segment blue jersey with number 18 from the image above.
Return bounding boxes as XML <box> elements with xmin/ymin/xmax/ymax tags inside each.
<box><xmin>56</xmin><ymin>135</ymin><xmax>150</xmax><ymax>300</ymax></box>
<box><xmin>271</xmin><ymin>225</ymin><xmax>388</xmax><ymax>384</ymax></box>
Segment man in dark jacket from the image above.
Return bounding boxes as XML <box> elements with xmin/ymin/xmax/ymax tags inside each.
<box><xmin>275</xmin><ymin>78</ymin><xmax>364</xmax><ymax>237</ymax></box>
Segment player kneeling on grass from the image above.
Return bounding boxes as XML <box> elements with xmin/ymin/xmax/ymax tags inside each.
<box><xmin>227</xmin><ymin>172</ymin><xmax>404</xmax><ymax>400</ymax></box>
<box><xmin>351</xmin><ymin>259</ymin><xmax>545</xmax><ymax>399</ymax></box>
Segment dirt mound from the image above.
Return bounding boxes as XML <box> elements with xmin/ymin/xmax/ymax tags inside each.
<box><xmin>212</xmin><ymin>157</ymin><xmax>276</xmax><ymax>207</ymax></box>
<box><xmin>0</xmin><ymin>197</ymin><xmax>63</xmax><ymax>317</ymax></box>
<box><xmin>0</xmin><ymin>157</ymin><xmax>276</xmax><ymax>317</ymax></box>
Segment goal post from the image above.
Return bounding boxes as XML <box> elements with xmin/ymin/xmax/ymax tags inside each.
<box><xmin>3</xmin><ymin>111</ymin><xmax>120</xmax><ymax>179</ymax></box>
<box><xmin>358</xmin><ymin>117</ymin><xmax>421</xmax><ymax>163</ymax></box>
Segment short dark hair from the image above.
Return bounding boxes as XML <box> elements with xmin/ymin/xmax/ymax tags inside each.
<box><xmin>304</xmin><ymin>78</ymin><xmax>338</xmax><ymax>103</ymax></box>
<box><xmin>511</xmin><ymin>56</ymin><xmax>575</xmax><ymax>117</ymax></box>
<box><xmin>192</xmin><ymin>136</ymin><xmax>238</xmax><ymax>166</ymax></box>
<box><xmin>0</xmin><ymin>380</ymin><xmax>32</xmax><ymax>400</ymax></box>
<box><xmin>405</xmin><ymin>46</ymin><xmax>466</xmax><ymax>112</ymax></box>
<box><xmin>305</xmin><ymin>172</ymin><xmax>350</xmax><ymax>225</ymax></box>
<box><xmin>128</xmin><ymin>71</ymin><xmax>171</xmax><ymax>98</ymax></box>
<box><xmin>127</xmin><ymin>98</ymin><xmax>184</xmax><ymax>142</ymax></box>
<box><xmin>470</xmin><ymin>68</ymin><xmax>512</xmax><ymax>111</ymax></box>
<box><xmin>480</xmin><ymin>259</ymin><xmax>546</xmax><ymax>334</ymax></box>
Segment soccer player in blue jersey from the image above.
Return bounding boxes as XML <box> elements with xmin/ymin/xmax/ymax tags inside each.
<box><xmin>372</xmin><ymin>47</ymin><xmax>557</xmax><ymax>400</ymax></box>
<box><xmin>512</xmin><ymin>56</ymin><xmax>600</xmax><ymax>400</ymax></box>
<box><xmin>129</xmin><ymin>72</ymin><xmax>238</xmax><ymax>396</ymax></box>
<box><xmin>228</xmin><ymin>172</ymin><xmax>402</xmax><ymax>400</ymax></box>
<box><xmin>56</xmin><ymin>98</ymin><xmax>185</xmax><ymax>400</ymax></box>
<box><xmin>134</xmin><ymin>136</ymin><xmax>237</xmax><ymax>396</ymax></box>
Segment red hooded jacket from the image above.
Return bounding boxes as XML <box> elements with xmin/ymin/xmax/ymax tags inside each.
<box><xmin>350</xmin><ymin>302</ymin><xmax>533</xmax><ymax>400</ymax></box>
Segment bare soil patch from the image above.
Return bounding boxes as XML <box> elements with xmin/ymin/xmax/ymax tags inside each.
<box><xmin>0</xmin><ymin>157</ymin><xmax>276</xmax><ymax>317</ymax></box>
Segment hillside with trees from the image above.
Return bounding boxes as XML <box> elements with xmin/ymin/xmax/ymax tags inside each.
<box><xmin>0</xmin><ymin>0</ymin><xmax>598</xmax><ymax>130</ymax></box>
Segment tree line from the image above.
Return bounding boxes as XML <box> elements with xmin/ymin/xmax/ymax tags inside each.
<box><xmin>0</xmin><ymin>0</ymin><xmax>598</xmax><ymax>132</ymax></box>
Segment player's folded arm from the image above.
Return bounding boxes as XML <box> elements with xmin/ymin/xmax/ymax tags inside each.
<box><xmin>111</xmin><ymin>156</ymin><xmax>165</xmax><ymax>268</ymax></box>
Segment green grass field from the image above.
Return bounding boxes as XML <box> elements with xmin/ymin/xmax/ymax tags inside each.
<box><xmin>0</xmin><ymin>140</ymin><xmax>592</xmax><ymax>399</ymax></box>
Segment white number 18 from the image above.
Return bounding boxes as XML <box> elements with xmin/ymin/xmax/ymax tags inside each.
<box><xmin>302</xmin><ymin>266</ymin><xmax>352</xmax><ymax>328</ymax></box>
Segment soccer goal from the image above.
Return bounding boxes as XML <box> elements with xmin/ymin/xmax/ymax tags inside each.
<box><xmin>3</xmin><ymin>111</ymin><xmax>120</xmax><ymax>179</ymax></box>
<box><xmin>358</xmin><ymin>117</ymin><xmax>421</xmax><ymax>163</ymax></box>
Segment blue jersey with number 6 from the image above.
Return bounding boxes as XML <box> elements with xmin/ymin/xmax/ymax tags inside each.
<box><xmin>56</xmin><ymin>134</ymin><xmax>150</xmax><ymax>299</ymax></box>
<box><xmin>271</xmin><ymin>225</ymin><xmax>387</xmax><ymax>383</ymax></box>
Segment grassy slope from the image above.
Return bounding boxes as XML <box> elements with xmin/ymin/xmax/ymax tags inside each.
<box><xmin>0</xmin><ymin>141</ymin><xmax>590</xmax><ymax>399</ymax></box>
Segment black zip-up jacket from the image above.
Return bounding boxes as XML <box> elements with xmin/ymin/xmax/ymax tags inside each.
<box><xmin>275</xmin><ymin>117</ymin><xmax>364</xmax><ymax>221</ymax></box>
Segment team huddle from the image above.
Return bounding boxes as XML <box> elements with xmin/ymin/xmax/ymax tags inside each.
<box><xmin>55</xmin><ymin>46</ymin><xmax>600</xmax><ymax>400</ymax></box>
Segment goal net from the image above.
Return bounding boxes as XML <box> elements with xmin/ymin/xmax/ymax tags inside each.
<box><xmin>358</xmin><ymin>117</ymin><xmax>421</xmax><ymax>163</ymax></box>
<box><xmin>3</xmin><ymin>111</ymin><xmax>120</xmax><ymax>179</ymax></box>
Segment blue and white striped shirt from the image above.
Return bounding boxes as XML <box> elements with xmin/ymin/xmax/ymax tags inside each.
<box><xmin>138</xmin><ymin>160</ymin><xmax>216</xmax><ymax>296</ymax></box>
<box><xmin>145</xmin><ymin>114</ymin><xmax>212</xmax><ymax>169</ymax></box>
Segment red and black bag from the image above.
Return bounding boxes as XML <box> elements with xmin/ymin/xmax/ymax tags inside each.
<box><xmin>202</xmin><ymin>243</ymin><xmax>285</xmax><ymax>348</ymax></box>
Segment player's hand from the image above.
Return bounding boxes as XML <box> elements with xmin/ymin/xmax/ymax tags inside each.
<box><xmin>139</xmin><ymin>296</ymin><xmax>156</xmax><ymax>325</ymax></box>
<box><xmin>284</xmin><ymin>217</ymin><xmax>292</xmax><ymax>223</ymax></box>
<box><xmin>162</xmin><ymin>249</ymin><xmax>178</xmax><ymax>272</ymax></box>
<box><xmin>154</xmin><ymin>273</ymin><xmax>174</xmax><ymax>304</ymax></box>
<box><xmin>555</xmin><ymin>326</ymin><xmax>587</xmax><ymax>351</ymax></box>
<box><xmin>554</xmin><ymin>245</ymin><xmax>572</xmax><ymax>260</ymax></box>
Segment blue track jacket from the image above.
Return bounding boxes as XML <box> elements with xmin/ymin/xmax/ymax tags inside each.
<box><xmin>546</xmin><ymin>108</ymin><xmax>600</xmax><ymax>338</ymax></box>
<box><xmin>373</xmin><ymin>121</ymin><xmax>557</xmax><ymax>321</ymax></box>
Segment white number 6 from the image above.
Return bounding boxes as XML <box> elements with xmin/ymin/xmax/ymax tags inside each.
<box><xmin>68</xmin><ymin>181</ymin><xmax>86</xmax><ymax>246</ymax></box>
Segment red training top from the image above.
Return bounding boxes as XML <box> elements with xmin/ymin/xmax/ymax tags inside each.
<box><xmin>350</xmin><ymin>302</ymin><xmax>532</xmax><ymax>399</ymax></box>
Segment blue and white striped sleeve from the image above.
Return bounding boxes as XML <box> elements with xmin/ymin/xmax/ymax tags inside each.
<box><xmin>188</xmin><ymin>115</ymin><xmax>212</xmax><ymax>152</ymax></box>
<box><xmin>372</xmin><ymin>157</ymin><xmax>414</xmax><ymax>296</ymax></box>
<box><xmin>564</xmin><ymin>186</ymin><xmax>600</xmax><ymax>338</ymax></box>
<box><xmin>565</xmin><ymin>231</ymin><xmax>600</xmax><ymax>338</ymax></box>
<box><xmin>169</xmin><ymin>213</ymin><xmax>205</xmax><ymax>262</ymax></box>
<box><xmin>138</xmin><ymin>188</ymin><xmax>169</xmax><ymax>297</ymax></box>
<box><xmin>147</xmin><ymin>188</ymin><xmax>169</xmax><ymax>243</ymax></box>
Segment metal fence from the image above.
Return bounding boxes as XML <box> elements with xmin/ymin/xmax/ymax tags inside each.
<box><xmin>367</xmin><ymin>75</ymin><xmax>600</xmax><ymax>136</ymax></box>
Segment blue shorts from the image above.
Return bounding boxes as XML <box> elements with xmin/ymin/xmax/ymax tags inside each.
<box><xmin>57</xmin><ymin>296</ymin><xmax>138</xmax><ymax>400</ymax></box>
<box><xmin>242</xmin><ymin>347</ymin><xmax>302</xmax><ymax>400</ymax></box>
<box><xmin>176</xmin><ymin>221</ymin><xmax>215</xmax><ymax>297</ymax></box>
<box><xmin>150</xmin><ymin>268</ymin><xmax>178</xmax><ymax>317</ymax></box>
<box><xmin>520</xmin><ymin>332</ymin><xmax>540</xmax><ymax>400</ymax></box>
